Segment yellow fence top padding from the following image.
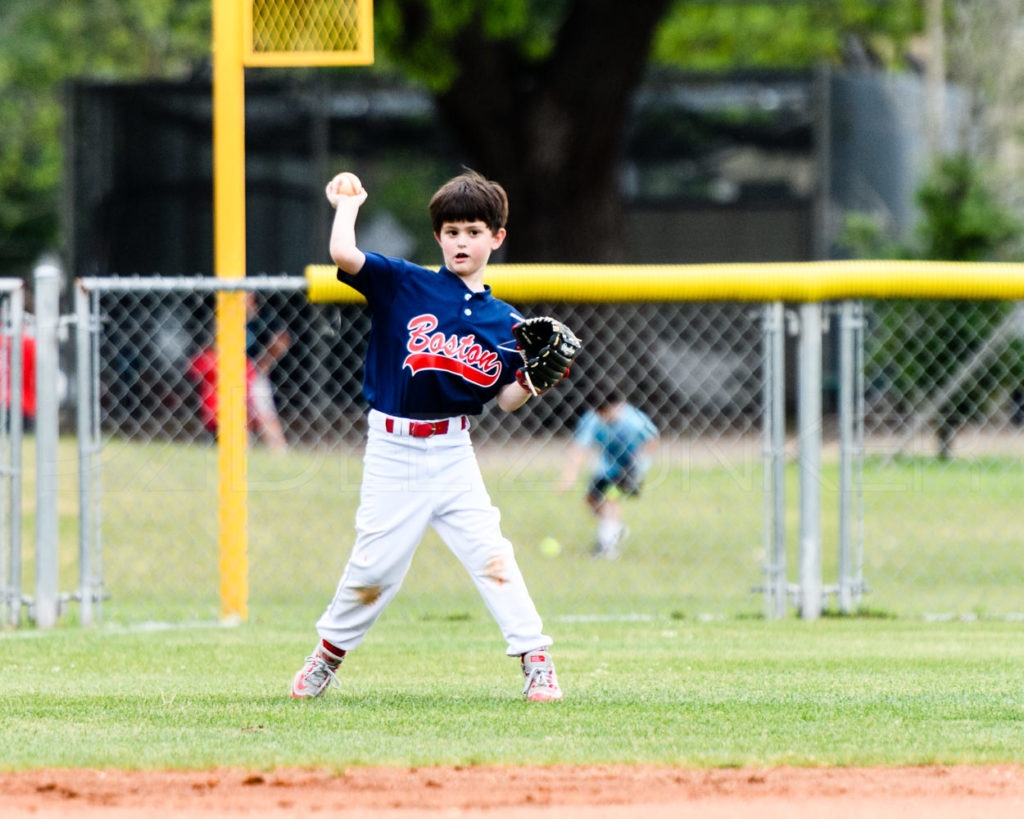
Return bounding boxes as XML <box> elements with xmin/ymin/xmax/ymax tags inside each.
<box><xmin>305</xmin><ymin>260</ymin><xmax>1024</xmax><ymax>304</ymax></box>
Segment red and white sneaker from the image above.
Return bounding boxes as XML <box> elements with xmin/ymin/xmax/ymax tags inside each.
<box><xmin>521</xmin><ymin>648</ymin><xmax>563</xmax><ymax>702</ymax></box>
<box><xmin>291</xmin><ymin>645</ymin><xmax>343</xmax><ymax>699</ymax></box>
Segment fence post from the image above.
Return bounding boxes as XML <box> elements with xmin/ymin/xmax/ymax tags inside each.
<box><xmin>3</xmin><ymin>283</ymin><xmax>25</xmax><ymax>627</ymax></box>
<box><xmin>75</xmin><ymin>284</ymin><xmax>98</xmax><ymax>625</ymax></box>
<box><xmin>762</xmin><ymin>302</ymin><xmax>787</xmax><ymax>619</ymax></box>
<box><xmin>33</xmin><ymin>257</ymin><xmax>62</xmax><ymax>627</ymax></box>
<box><xmin>837</xmin><ymin>301</ymin><xmax>865</xmax><ymax>613</ymax></box>
<box><xmin>798</xmin><ymin>302</ymin><xmax>823</xmax><ymax>620</ymax></box>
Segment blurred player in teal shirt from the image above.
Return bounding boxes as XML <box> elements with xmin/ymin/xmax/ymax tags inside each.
<box><xmin>560</xmin><ymin>379</ymin><xmax>659</xmax><ymax>559</ymax></box>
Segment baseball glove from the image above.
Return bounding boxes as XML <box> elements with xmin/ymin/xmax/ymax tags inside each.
<box><xmin>512</xmin><ymin>317</ymin><xmax>582</xmax><ymax>395</ymax></box>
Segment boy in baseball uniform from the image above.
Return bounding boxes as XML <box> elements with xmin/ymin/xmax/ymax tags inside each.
<box><xmin>291</xmin><ymin>169</ymin><xmax>576</xmax><ymax>702</ymax></box>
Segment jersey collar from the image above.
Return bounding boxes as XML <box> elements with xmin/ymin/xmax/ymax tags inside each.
<box><xmin>440</xmin><ymin>266</ymin><xmax>493</xmax><ymax>300</ymax></box>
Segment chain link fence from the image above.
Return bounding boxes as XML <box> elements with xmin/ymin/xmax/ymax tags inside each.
<box><xmin>859</xmin><ymin>298</ymin><xmax>1024</xmax><ymax>618</ymax></box>
<box><xmin>26</xmin><ymin>279</ymin><xmax>1024</xmax><ymax>627</ymax></box>
<box><xmin>68</xmin><ymin>278</ymin><xmax>770</xmax><ymax>625</ymax></box>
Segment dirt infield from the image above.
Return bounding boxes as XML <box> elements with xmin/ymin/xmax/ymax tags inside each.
<box><xmin>2</xmin><ymin>764</ymin><xmax>1024</xmax><ymax>818</ymax></box>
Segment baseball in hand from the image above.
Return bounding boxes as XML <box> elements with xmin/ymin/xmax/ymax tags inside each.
<box><xmin>335</xmin><ymin>172</ymin><xmax>363</xmax><ymax>196</ymax></box>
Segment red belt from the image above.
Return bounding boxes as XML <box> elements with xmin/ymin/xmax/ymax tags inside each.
<box><xmin>384</xmin><ymin>417</ymin><xmax>468</xmax><ymax>437</ymax></box>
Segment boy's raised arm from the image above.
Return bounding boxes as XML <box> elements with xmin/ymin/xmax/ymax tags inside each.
<box><xmin>326</xmin><ymin>172</ymin><xmax>368</xmax><ymax>274</ymax></box>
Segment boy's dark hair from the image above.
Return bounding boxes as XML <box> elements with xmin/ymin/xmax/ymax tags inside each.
<box><xmin>429</xmin><ymin>168</ymin><xmax>509</xmax><ymax>235</ymax></box>
<box><xmin>588</xmin><ymin>379</ymin><xmax>624</xmax><ymax>411</ymax></box>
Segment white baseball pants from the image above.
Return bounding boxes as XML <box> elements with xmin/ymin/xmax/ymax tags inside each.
<box><xmin>316</xmin><ymin>410</ymin><xmax>552</xmax><ymax>656</ymax></box>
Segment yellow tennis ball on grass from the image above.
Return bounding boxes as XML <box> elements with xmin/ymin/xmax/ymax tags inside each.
<box><xmin>539</xmin><ymin>536</ymin><xmax>562</xmax><ymax>557</ymax></box>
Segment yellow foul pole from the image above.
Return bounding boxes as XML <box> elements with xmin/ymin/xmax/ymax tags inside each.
<box><xmin>212</xmin><ymin>0</ymin><xmax>248</xmax><ymax>621</ymax></box>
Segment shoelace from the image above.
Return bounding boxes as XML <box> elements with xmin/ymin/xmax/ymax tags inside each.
<box><xmin>305</xmin><ymin>655</ymin><xmax>341</xmax><ymax>692</ymax></box>
<box><xmin>522</xmin><ymin>665</ymin><xmax>556</xmax><ymax>695</ymax></box>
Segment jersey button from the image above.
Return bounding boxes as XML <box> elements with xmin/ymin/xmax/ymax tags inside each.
<box><xmin>464</xmin><ymin>308</ymin><xmax>472</xmax><ymax>316</ymax></box>
<box><xmin>464</xmin><ymin>293</ymin><xmax>472</xmax><ymax>300</ymax></box>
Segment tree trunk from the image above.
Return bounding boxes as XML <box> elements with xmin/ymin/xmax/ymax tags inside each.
<box><xmin>431</xmin><ymin>0</ymin><xmax>673</xmax><ymax>262</ymax></box>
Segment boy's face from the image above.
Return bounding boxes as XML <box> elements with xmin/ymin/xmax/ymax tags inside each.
<box><xmin>435</xmin><ymin>220</ymin><xmax>506</xmax><ymax>279</ymax></box>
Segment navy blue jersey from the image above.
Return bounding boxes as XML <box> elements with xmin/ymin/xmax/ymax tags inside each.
<box><xmin>338</xmin><ymin>251</ymin><xmax>524</xmax><ymax>418</ymax></box>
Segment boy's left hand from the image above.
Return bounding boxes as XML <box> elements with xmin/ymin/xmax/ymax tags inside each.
<box><xmin>513</xmin><ymin>317</ymin><xmax>582</xmax><ymax>395</ymax></box>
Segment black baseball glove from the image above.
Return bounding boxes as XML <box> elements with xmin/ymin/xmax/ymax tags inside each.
<box><xmin>512</xmin><ymin>317</ymin><xmax>582</xmax><ymax>395</ymax></box>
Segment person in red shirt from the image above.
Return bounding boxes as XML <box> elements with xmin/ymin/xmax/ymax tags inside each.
<box><xmin>187</xmin><ymin>293</ymin><xmax>289</xmax><ymax>453</ymax></box>
<box><xmin>0</xmin><ymin>332</ymin><xmax>36</xmax><ymax>429</ymax></box>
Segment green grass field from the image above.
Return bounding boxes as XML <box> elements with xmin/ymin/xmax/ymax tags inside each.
<box><xmin>3</xmin><ymin>617</ymin><xmax>1024</xmax><ymax>770</ymax></box>
<box><xmin>5</xmin><ymin>436</ymin><xmax>1024</xmax><ymax>771</ymax></box>
<box><xmin>21</xmin><ymin>436</ymin><xmax>1024</xmax><ymax>623</ymax></box>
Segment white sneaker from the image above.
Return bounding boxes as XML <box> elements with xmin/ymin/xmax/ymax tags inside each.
<box><xmin>592</xmin><ymin>525</ymin><xmax>628</xmax><ymax>560</ymax></box>
<box><xmin>521</xmin><ymin>648</ymin><xmax>563</xmax><ymax>702</ymax></box>
<box><xmin>291</xmin><ymin>645</ymin><xmax>343</xmax><ymax>699</ymax></box>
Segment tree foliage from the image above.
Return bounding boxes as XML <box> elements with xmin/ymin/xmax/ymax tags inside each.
<box><xmin>0</xmin><ymin>0</ymin><xmax>930</xmax><ymax>272</ymax></box>
<box><xmin>861</xmin><ymin>155</ymin><xmax>1023</xmax><ymax>458</ymax></box>
<box><xmin>372</xmin><ymin>0</ymin><xmax>925</xmax><ymax>261</ymax></box>
<box><xmin>0</xmin><ymin>0</ymin><xmax>208</xmax><ymax>277</ymax></box>
<box><xmin>372</xmin><ymin>0</ymin><xmax>924</xmax><ymax>85</ymax></box>
<box><xmin>651</xmin><ymin>0</ymin><xmax>922</xmax><ymax>71</ymax></box>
